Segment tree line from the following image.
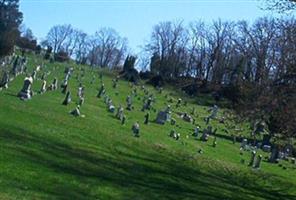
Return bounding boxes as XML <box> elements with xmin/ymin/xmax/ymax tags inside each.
<box><xmin>40</xmin><ymin>25</ymin><xmax>128</xmax><ymax>67</ymax></box>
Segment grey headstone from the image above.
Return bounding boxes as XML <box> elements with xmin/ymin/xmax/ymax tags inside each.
<box><xmin>18</xmin><ymin>77</ymin><xmax>33</xmax><ymax>100</ymax></box>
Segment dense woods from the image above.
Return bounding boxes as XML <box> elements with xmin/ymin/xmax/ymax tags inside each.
<box><xmin>142</xmin><ymin>18</ymin><xmax>296</xmax><ymax>140</ymax></box>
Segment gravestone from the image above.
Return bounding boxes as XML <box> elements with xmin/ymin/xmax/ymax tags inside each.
<box><xmin>48</xmin><ymin>78</ymin><xmax>58</xmax><ymax>91</ymax></box>
<box><xmin>70</xmin><ymin>105</ymin><xmax>80</xmax><ymax>117</ymax></box>
<box><xmin>121</xmin><ymin>115</ymin><xmax>126</xmax><ymax>125</ymax></box>
<box><xmin>156</xmin><ymin>110</ymin><xmax>171</xmax><ymax>125</ymax></box>
<box><xmin>169</xmin><ymin>130</ymin><xmax>180</xmax><ymax>140</ymax></box>
<box><xmin>109</xmin><ymin>105</ymin><xmax>115</xmax><ymax>113</ymax></box>
<box><xmin>97</xmin><ymin>84</ymin><xmax>105</xmax><ymax>98</ymax></box>
<box><xmin>219</xmin><ymin>117</ymin><xmax>225</xmax><ymax>124</ymax></box>
<box><xmin>278</xmin><ymin>151</ymin><xmax>285</xmax><ymax>160</ymax></box>
<box><xmin>12</xmin><ymin>56</ymin><xmax>19</xmax><ymax>76</ymax></box>
<box><xmin>170</xmin><ymin>118</ymin><xmax>176</xmax><ymax>125</ymax></box>
<box><xmin>31</xmin><ymin>70</ymin><xmax>37</xmax><ymax>80</ymax></box>
<box><xmin>132</xmin><ymin>87</ymin><xmax>138</xmax><ymax>97</ymax></box>
<box><xmin>61</xmin><ymin>78</ymin><xmax>68</xmax><ymax>90</ymax></box>
<box><xmin>132</xmin><ymin>122</ymin><xmax>140</xmax><ymax>137</ymax></box>
<box><xmin>201</xmin><ymin>129</ymin><xmax>209</xmax><ymax>141</ymax></box>
<box><xmin>112</xmin><ymin>79</ymin><xmax>118</xmax><ymax>88</ymax></box>
<box><xmin>176</xmin><ymin>98</ymin><xmax>182</xmax><ymax>107</ymax></box>
<box><xmin>62</xmin><ymin>91</ymin><xmax>71</xmax><ymax>105</ymax></box>
<box><xmin>61</xmin><ymin>84</ymin><xmax>68</xmax><ymax>94</ymax></box>
<box><xmin>104</xmin><ymin>95</ymin><xmax>109</xmax><ymax>104</ymax></box>
<box><xmin>144</xmin><ymin>112</ymin><xmax>150</xmax><ymax>124</ymax></box>
<box><xmin>182</xmin><ymin>113</ymin><xmax>193</xmax><ymax>123</ymax></box>
<box><xmin>53</xmin><ymin>78</ymin><xmax>58</xmax><ymax>90</ymax></box>
<box><xmin>269</xmin><ymin>147</ymin><xmax>279</xmax><ymax>163</ymax></box>
<box><xmin>232</xmin><ymin>134</ymin><xmax>236</xmax><ymax>144</ymax></box>
<box><xmin>40</xmin><ymin>80</ymin><xmax>47</xmax><ymax>94</ymax></box>
<box><xmin>241</xmin><ymin>139</ymin><xmax>248</xmax><ymax>150</ymax></box>
<box><xmin>169</xmin><ymin>130</ymin><xmax>175</xmax><ymax>137</ymax></box>
<box><xmin>192</xmin><ymin>126</ymin><xmax>200</xmax><ymax>139</ymax></box>
<box><xmin>212</xmin><ymin>137</ymin><xmax>217</xmax><ymax>147</ymax></box>
<box><xmin>198</xmin><ymin>148</ymin><xmax>203</xmax><ymax>154</ymax></box>
<box><xmin>146</xmin><ymin>97</ymin><xmax>153</xmax><ymax>110</ymax></box>
<box><xmin>64</xmin><ymin>69</ymin><xmax>71</xmax><ymax>81</ymax></box>
<box><xmin>18</xmin><ymin>76</ymin><xmax>33</xmax><ymax>100</ymax></box>
<box><xmin>262</xmin><ymin>145</ymin><xmax>271</xmax><ymax>152</ymax></box>
<box><xmin>249</xmin><ymin>151</ymin><xmax>256</xmax><ymax>166</ymax></box>
<box><xmin>126</xmin><ymin>95</ymin><xmax>132</xmax><ymax>110</ymax></box>
<box><xmin>159</xmin><ymin>87</ymin><xmax>163</xmax><ymax>94</ymax></box>
<box><xmin>0</xmin><ymin>72</ymin><xmax>9</xmax><ymax>89</ymax></box>
<box><xmin>78</xmin><ymin>96</ymin><xmax>84</xmax><ymax>106</ymax></box>
<box><xmin>191</xmin><ymin>107</ymin><xmax>196</xmax><ymax>116</ymax></box>
<box><xmin>283</xmin><ymin>144</ymin><xmax>293</xmax><ymax>158</ymax></box>
<box><xmin>252</xmin><ymin>120</ymin><xmax>267</xmax><ymax>137</ymax></box>
<box><xmin>77</xmin><ymin>85</ymin><xmax>84</xmax><ymax>98</ymax></box>
<box><xmin>205</xmin><ymin>117</ymin><xmax>210</xmax><ymax>125</ymax></box>
<box><xmin>211</xmin><ymin>105</ymin><xmax>219</xmax><ymax>117</ymax></box>
<box><xmin>107</xmin><ymin>99</ymin><xmax>113</xmax><ymax>107</ymax></box>
<box><xmin>116</xmin><ymin>105</ymin><xmax>124</xmax><ymax>120</ymax></box>
<box><xmin>207</xmin><ymin>105</ymin><xmax>219</xmax><ymax>121</ymax></box>
<box><xmin>254</xmin><ymin>155</ymin><xmax>262</xmax><ymax>169</ymax></box>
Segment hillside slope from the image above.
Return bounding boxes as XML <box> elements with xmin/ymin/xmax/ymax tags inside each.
<box><xmin>0</xmin><ymin>53</ymin><xmax>295</xmax><ymax>200</ymax></box>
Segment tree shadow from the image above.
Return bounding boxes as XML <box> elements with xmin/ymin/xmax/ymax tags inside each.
<box><xmin>3</xmin><ymin>92</ymin><xmax>18</xmax><ymax>97</ymax></box>
<box><xmin>0</xmin><ymin>126</ymin><xmax>295</xmax><ymax>200</ymax></box>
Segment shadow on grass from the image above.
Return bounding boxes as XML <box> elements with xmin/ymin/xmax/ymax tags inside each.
<box><xmin>3</xmin><ymin>92</ymin><xmax>18</xmax><ymax>97</ymax></box>
<box><xmin>0</xmin><ymin>126</ymin><xmax>295</xmax><ymax>200</ymax></box>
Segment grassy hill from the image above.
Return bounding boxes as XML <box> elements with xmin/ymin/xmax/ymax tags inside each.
<box><xmin>0</xmin><ymin>53</ymin><xmax>295</xmax><ymax>200</ymax></box>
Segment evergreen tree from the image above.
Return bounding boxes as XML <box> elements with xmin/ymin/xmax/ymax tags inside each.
<box><xmin>0</xmin><ymin>0</ymin><xmax>23</xmax><ymax>57</ymax></box>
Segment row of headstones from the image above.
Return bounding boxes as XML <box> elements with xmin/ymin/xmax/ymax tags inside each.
<box><xmin>17</xmin><ymin>71</ymin><xmax>58</xmax><ymax>100</ymax></box>
<box><xmin>99</xmin><ymin>81</ymin><xmax>200</xmax><ymax>137</ymax></box>
<box><xmin>163</xmin><ymin>92</ymin><xmax>265</xmax><ymax>157</ymax></box>
<box><xmin>0</xmin><ymin>52</ymin><xmax>62</xmax><ymax>99</ymax></box>
<box><xmin>17</xmin><ymin>64</ymin><xmax>79</xmax><ymax>102</ymax></box>
<box><xmin>154</xmin><ymin>89</ymin><xmax>220</xmax><ymax>145</ymax></box>
<box><xmin>241</xmin><ymin>138</ymin><xmax>296</xmax><ymax>167</ymax></box>
<box><xmin>65</xmin><ymin>68</ymin><xmax>90</xmax><ymax>117</ymax></box>
<box><xmin>0</xmin><ymin>55</ymin><xmax>27</xmax><ymax>91</ymax></box>
<box><xmin>96</xmin><ymin>81</ymin><xmax>144</xmax><ymax>137</ymax></box>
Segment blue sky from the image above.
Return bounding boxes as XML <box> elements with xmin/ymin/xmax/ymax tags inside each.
<box><xmin>20</xmin><ymin>0</ymin><xmax>283</xmax><ymax>53</ymax></box>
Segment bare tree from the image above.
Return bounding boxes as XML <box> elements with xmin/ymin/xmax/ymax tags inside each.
<box><xmin>74</xmin><ymin>30</ymin><xmax>89</xmax><ymax>64</ymax></box>
<box><xmin>188</xmin><ymin>21</ymin><xmax>207</xmax><ymax>79</ymax></box>
<box><xmin>88</xmin><ymin>28</ymin><xmax>127</xmax><ymax>68</ymax></box>
<box><xmin>235</xmin><ymin>18</ymin><xmax>277</xmax><ymax>83</ymax></box>
<box><xmin>146</xmin><ymin>20</ymin><xmax>188</xmax><ymax>79</ymax></box>
<box><xmin>263</xmin><ymin>0</ymin><xmax>296</xmax><ymax>12</ymax></box>
<box><xmin>44</xmin><ymin>24</ymin><xmax>73</xmax><ymax>54</ymax></box>
<box><xmin>205</xmin><ymin>20</ymin><xmax>234</xmax><ymax>84</ymax></box>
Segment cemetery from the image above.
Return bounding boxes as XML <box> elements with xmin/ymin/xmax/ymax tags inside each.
<box><xmin>0</xmin><ymin>51</ymin><xmax>295</xmax><ymax>199</ymax></box>
<box><xmin>1</xmin><ymin>0</ymin><xmax>296</xmax><ymax>199</ymax></box>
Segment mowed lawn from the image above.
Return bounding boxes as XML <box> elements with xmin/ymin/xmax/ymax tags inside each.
<box><xmin>0</xmin><ymin>53</ymin><xmax>295</xmax><ymax>200</ymax></box>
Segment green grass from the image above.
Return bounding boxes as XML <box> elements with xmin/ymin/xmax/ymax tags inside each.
<box><xmin>0</xmin><ymin>53</ymin><xmax>295</xmax><ymax>200</ymax></box>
